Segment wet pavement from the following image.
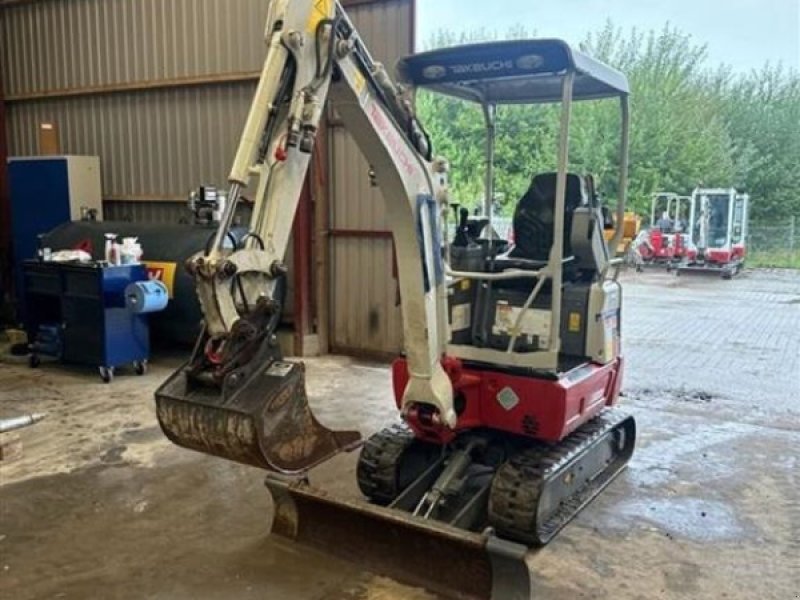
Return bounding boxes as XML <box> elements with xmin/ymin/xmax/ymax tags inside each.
<box><xmin>1</xmin><ymin>268</ymin><xmax>798</xmax><ymax>599</ymax></box>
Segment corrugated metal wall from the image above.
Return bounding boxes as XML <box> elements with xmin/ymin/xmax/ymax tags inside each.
<box><xmin>329</xmin><ymin>0</ymin><xmax>412</xmax><ymax>356</ymax></box>
<box><xmin>2</xmin><ymin>0</ymin><xmax>266</xmax><ymax>205</ymax></box>
<box><xmin>2</xmin><ymin>0</ymin><xmax>413</xmax><ymax>356</ymax></box>
<box><xmin>6</xmin><ymin>84</ymin><xmax>259</xmax><ymax>204</ymax></box>
<box><xmin>1</xmin><ymin>0</ymin><xmax>264</xmax><ymax>94</ymax></box>
<box><xmin>0</xmin><ymin>0</ymin><xmax>291</xmax><ymax>316</ymax></box>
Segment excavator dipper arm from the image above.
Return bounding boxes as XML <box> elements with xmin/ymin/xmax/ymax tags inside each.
<box><xmin>156</xmin><ymin>0</ymin><xmax>454</xmax><ymax>475</ymax></box>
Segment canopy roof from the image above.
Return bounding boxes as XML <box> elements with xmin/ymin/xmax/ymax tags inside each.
<box><xmin>397</xmin><ymin>39</ymin><xmax>629</xmax><ymax>104</ymax></box>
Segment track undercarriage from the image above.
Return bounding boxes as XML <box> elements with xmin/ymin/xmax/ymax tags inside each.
<box><xmin>265</xmin><ymin>409</ymin><xmax>636</xmax><ymax>599</ymax></box>
<box><xmin>355</xmin><ymin>409</ymin><xmax>635</xmax><ymax>545</ymax></box>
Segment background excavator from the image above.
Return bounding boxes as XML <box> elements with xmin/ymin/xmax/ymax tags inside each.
<box><xmin>678</xmin><ymin>187</ymin><xmax>749</xmax><ymax>278</ymax></box>
<box><xmin>633</xmin><ymin>192</ymin><xmax>692</xmax><ymax>269</ymax></box>
<box><xmin>154</xmin><ymin>1</ymin><xmax>636</xmax><ymax>598</ymax></box>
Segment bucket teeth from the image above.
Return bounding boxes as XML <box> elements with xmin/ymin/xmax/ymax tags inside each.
<box><xmin>155</xmin><ymin>359</ymin><xmax>361</xmax><ymax>474</ymax></box>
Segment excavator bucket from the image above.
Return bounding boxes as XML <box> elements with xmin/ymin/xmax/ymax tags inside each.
<box><xmin>155</xmin><ymin>360</ymin><xmax>362</xmax><ymax>473</ymax></box>
<box><xmin>266</xmin><ymin>478</ymin><xmax>532</xmax><ymax>600</ymax></box>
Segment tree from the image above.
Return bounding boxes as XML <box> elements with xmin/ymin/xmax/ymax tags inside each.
<box><xmin>416</xmin><ymin>23</ymin><xmax>800</xmax><ymax>223</ymax></box>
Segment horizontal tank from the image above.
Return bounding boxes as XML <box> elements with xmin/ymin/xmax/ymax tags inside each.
<box><xmin>42</xmin><ymin>221</ymin><xmax>245</xmax><ymax>345</ymax></box>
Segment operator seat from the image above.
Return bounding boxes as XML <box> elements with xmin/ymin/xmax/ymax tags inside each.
<box><xmin>472</xmin><ymin>172</ymin><xmax>598</xmax><ymax>352</ymax></box>
<box><xmin>509</xmin><ymin>172</ymin><xmax>587</xmax><ymax>264</ymax></box>
<box><xmin>491</xmin><ymin>172</ymin><xmax>608</xmax><ymax>282</ymax></box>
<box><xmin>472</xmin><ymin>172</ymin><xmax>611</xmax><ymax>353</ymax></box>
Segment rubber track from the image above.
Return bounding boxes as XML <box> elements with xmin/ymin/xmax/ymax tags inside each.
<box><xmin>356</xmin><ymin>424</ymin><xmax>417</xmax><ymax>505</ymax></box>
<box><xmin>489</xmin><ymin>409</ymin><xmax>634</xmax><ymax>546</ymax></box>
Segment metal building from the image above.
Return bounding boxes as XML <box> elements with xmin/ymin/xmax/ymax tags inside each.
<box><xmin>0</xmin><ymin>0</ymin><xmax>413</xmax><ymax>357</ymax></box>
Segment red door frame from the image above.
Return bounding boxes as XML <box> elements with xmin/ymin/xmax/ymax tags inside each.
<box><xmin>0</xmin><ymin>74</ymin><xmax>12</xmax><ymax>307</ymax></box>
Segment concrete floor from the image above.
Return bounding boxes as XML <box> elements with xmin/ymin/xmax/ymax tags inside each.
<box><xmin>1</xmin><ymin>268</ymin><xmax>798</xmax><ymax>599</ymax></box>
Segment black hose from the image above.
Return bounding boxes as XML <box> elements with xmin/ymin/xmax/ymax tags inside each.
<box><xmin>313</xmin><ymin>18</ymin><xmax>340</xmax><ymax>88</ymax></box>
<box><xmin>233</xmin><ymin>275</ymin><xmax>251</xmax><ymax>314</ymax></box>
<box><xmin>239</xmin><ymin>232</ymin><xmax>266</xmax><ymax>250</ymax></box>
<box><xmin>257</xmin><ymin>60</ymin><xmax>296</xmax><ymax>164</ymax></box>
<box><xmin>204</xmin><ymin>230</ymin><xmax>239</xmax><ymax>255</ymax></box>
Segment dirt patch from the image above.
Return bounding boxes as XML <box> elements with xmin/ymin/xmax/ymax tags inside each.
<box><xmin>626</xmin><ymin>387</ymin><xmax>718</xmax><ymax>404</ymax></box>
<box><xmin>100</xmin><ymin>445</ymin><xmax>128</xmax><ymax>464</ymax></box>
<box><xmin>325</xmin><ymin>576</ymin><xmax>436</xmax><ymax>600</ymax></box>
<box><xmin>121</xmin><ymin>426</ymin><xmax>163</xmax><ymax>444</ymax></box>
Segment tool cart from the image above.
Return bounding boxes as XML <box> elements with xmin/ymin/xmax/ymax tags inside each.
<box><xmin>23</xmin><ymin>260</ymin><xmax>151</xmax><ymax>382</ymax></box>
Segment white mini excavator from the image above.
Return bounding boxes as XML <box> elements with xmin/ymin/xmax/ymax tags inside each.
<box><xmin>155</xmin><ymin>1</ymin><xmax>636</xmax><ymax>598</ymax></box>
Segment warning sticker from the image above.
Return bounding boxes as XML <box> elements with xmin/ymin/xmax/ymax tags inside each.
<box><xmin>144</xmin><ymin>261</ymin><xmax>177</xmax><ymax>298</ymax></box>
<box><xmin>568</xmin><ymin>311</ymin><xmax>581</xmax><ymax>332</ymax></box>
<box><xmin>266</xmin><ymin>362</ymin><xmax>294</xmax><ymax>377</ymax></box>
<box><xmin>496</xmin><ymin>387</ymin><xmax>520</xmax><ymax>411</ymax></box>
<box><xmin>451</xmin><ymin>304</ymin><xmax>471</xmax><ymax>331</ymax></box>
<box><xmin>306</xmin><ymin>0</ymin><xmax>334</xmax><ymax>33</ymax></box>
<box><xmin>493</xmin><ymin>303</ymin><xmax>550</xmax><ymax>347</ymax></box>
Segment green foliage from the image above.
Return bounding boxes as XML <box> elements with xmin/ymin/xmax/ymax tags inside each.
<box><xmin>713</xmin><ymin>65</ymin><xmax>800</xmax><ymax>221</ymax></box>
<box><xmin>416</xmin><ymin>24</ymin><xmax>800</xmax><ymax>223</ymax></box>
<box><xmin>747</xmin><ymin>251</ymin><xmax>800</xmax><ymax>270</ymax></box>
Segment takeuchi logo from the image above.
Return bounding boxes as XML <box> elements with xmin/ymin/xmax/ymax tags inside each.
<box><xmin>449</xmin><ymin>60</ymin><xmax>514</xmax><ymax>75</ymax></box>
<box><xmin>421</xmin><ymin>54</ymin><xmax>545</xmax><ymax>80</ymax></box>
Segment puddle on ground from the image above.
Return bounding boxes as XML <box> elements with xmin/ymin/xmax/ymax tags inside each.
<box><xmin>628</xmin><ymin>421</ymin><xmax>753</xmax><ymax>487</ymax></box>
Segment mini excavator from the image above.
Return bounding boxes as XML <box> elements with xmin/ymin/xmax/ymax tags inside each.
<box><xmin>678</xmin><ymin>187</ymin><xmax>749</xmax><ymax>278</ymax></box>
<box><xmin>155</xmin><ymin>1</ymin><xmax>636</xmax><ymax>598</ymax></box>
<box><xmin>635</xmin><ymin>192</ymin><xmax>692</xmax><ymax>269</ymax></box>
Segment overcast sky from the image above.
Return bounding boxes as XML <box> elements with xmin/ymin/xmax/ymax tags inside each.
<box><xmin>417</xmin><ymin>0</ymin><xmax>800</xmax><ymax>72</ymax></box>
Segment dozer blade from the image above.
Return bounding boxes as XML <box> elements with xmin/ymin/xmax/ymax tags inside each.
<box><xmin>155</xmin><ymin>360</ymin><xmax>361</xmax><ymax>474</ymax></box>
<box><xmin>266</xmin><ymin>477</ymin><xmax>532</xmax><ymax>600</ymax></box>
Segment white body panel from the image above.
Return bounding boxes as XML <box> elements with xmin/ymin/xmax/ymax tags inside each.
<box><xmin>65</xmin><ymin>156</ymin><xmax>103</xmax><ymax>221</ymax></box>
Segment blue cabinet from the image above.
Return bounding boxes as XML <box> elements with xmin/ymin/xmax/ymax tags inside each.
<box><xmin>8</xmin><ymin>156</ymin><xmax>102</xmax><ymax>315</ymax></box>
<box><xmin>23</xmin><ymin>261</ymin><xmax>149</xmax><ymax>382</ymax></box>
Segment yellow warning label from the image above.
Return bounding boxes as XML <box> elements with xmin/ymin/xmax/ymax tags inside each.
<box><xmin>605</xmin><ymin>337</ymin><xmax>614</xmax><ymax>360</ymax></box>
<box><xmin>353</xmin><ymin>68</ymin><xmax>367</xmax><ymax>98</ymax></box>
<box><xmin>568</xmin><ymin>312</ymin><xmax>581</xmax><ymax>332</ymax></box>
<box><xmin>460</xmin><ymin>279</ymin><xmax>471</xmax><ymax>291</ymax></box>
<box><xmin>144</xmin><ymin>261</ymin><xmax>177</xmax><ymax>298</ymax></box>
<box><xmin>307</xmin><ymin>0</ymin><xmax>334</xmax><ymax>33</ymax></box>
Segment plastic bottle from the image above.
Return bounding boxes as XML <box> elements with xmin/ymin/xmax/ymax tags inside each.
<box><xmin>104</xmin><ymin>233</ymin><xmax>118</xmax><ymax>265</ymax></box>
<box><xmin>120</xmin><ymin>237</ymin><xmax>143</xmax><ymax>265</ymax></box>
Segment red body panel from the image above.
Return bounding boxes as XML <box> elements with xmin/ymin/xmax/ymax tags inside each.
<box><xmin>673</xmin><ymin>233</ymin><xmax>687</xmax><ymax>258</ymax></box>
<box><xmin>393</xmin><ymin>356</ymin><xmax>624</xmax><ymax>445</ymax></box>
<box><xmin>645</xmin><ymin>229</ymin><xmax>673</xmax><ymax>259</ymax></box>
<box><xmin>707</xmin><ymin>249</ymin><xmax>732</xmax><ymax>264</ymax></box>
<box><xmin>640</xmin><ymin>229</ymin><xmax>685</xmax><ymax>262</ymax></box>
<box><xmin>688</xmin><ymin>244</ymin><xmax>745</xmax><ymax>267</ymax></box>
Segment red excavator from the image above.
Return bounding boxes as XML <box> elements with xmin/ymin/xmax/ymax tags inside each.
<box><xmin>634</xmin><ymin>192</ymin><xmax>691</xmax><ymax>269</ymax></box>
<box><xmin>154</xmin><ymin>2</ymin><xmax>636</xmax><ymax>598</ymax></box>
